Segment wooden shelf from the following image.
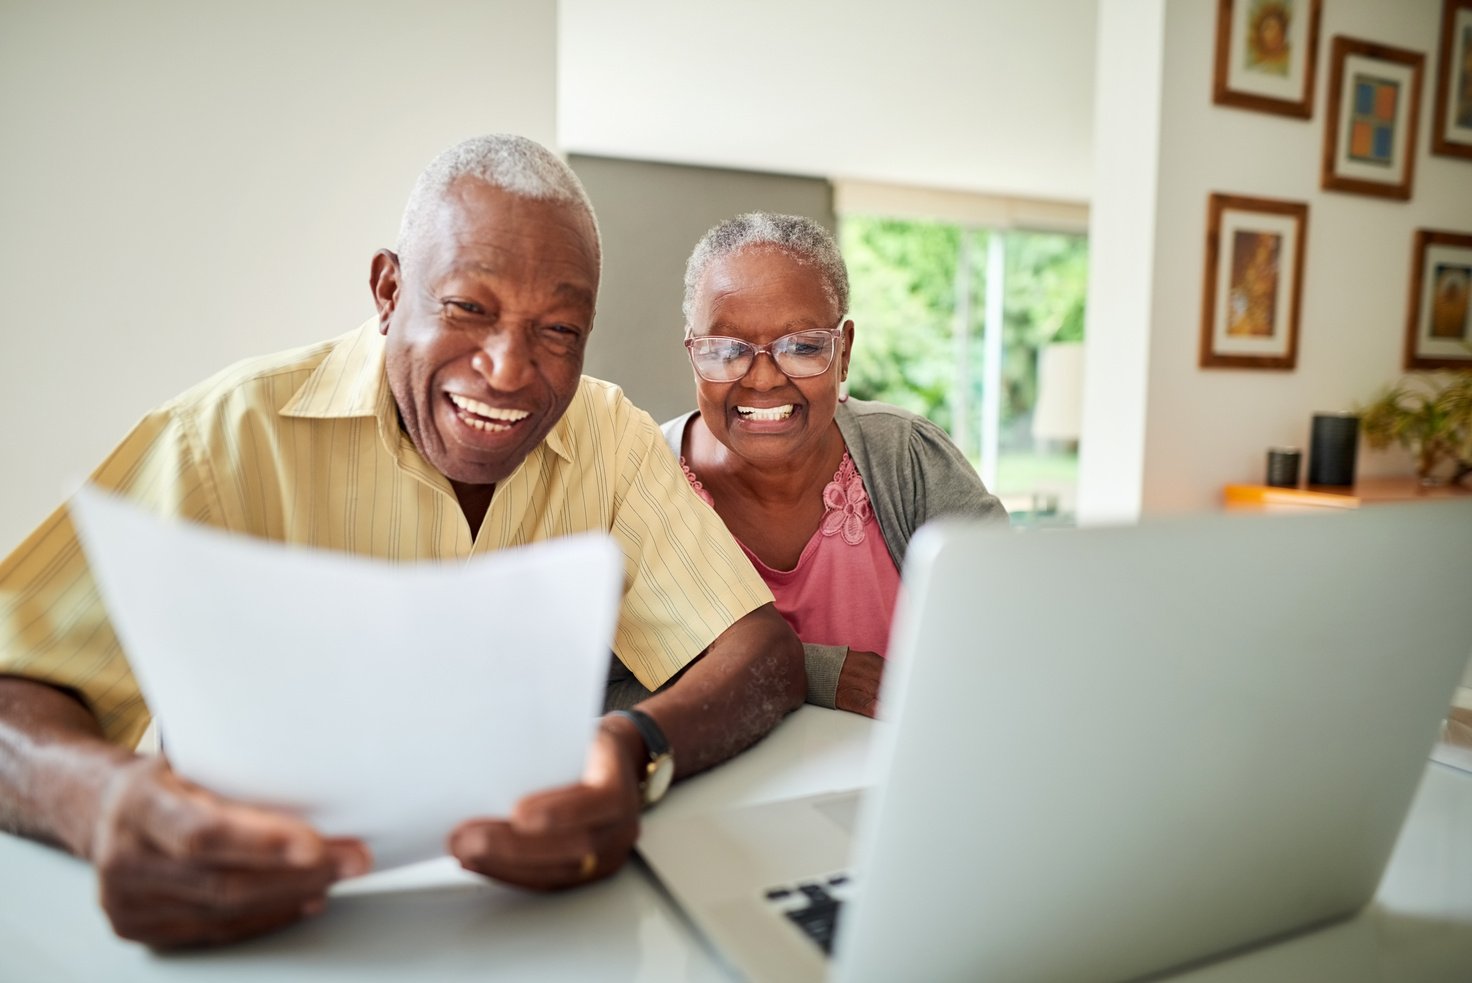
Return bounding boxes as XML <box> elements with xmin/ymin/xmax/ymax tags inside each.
<box><xmin>1224</xmin><ymin>476</ymin><xmax>1472</xmax><ymax>511</ymax></box>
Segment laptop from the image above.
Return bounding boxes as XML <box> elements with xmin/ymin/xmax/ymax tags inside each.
<box><xmin>637</xmin><ymin>502</ymin><xmax>1472</xmax><ymax>982</ymax></box>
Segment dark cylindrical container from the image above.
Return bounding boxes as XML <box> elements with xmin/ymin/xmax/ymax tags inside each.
<box><xmin>1265</xmin><ymin>447</ymin><xmax>1301</xmax><ymax>488</ymax></box>
<box><xmin>1308</xmin><ymin>413</ymin><xmax>1359</xmax><ymax>487</ymax></box>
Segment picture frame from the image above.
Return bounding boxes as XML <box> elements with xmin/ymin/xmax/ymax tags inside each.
<box><xmin>1321</xmin><ymin>36</ymin><xmax>1424</xmax><ymax>200</ymax></box>
<box><xmin>1404</xmin><ymin>229</ymin><xmax>1472</xmax><ymax>370</ymax></box>
<box><xmin>1212</xmin><ymin>0</ymin><xmax>1322</xmax><ymax>118</ymax></box>
<box><xmin>1432</xmin><ymin>0</ymin><xmax>1472</xmax><ymax>159</ymax></box>
<box><xmin>1195</xmin><ymin>194</ymin><xmax>1313</xmax><ymax>370</ymax></box>
<box><xmin>1200</xmin><ymin>193</ymin><xmax>1308</xmax><ymax>371</ymax></box>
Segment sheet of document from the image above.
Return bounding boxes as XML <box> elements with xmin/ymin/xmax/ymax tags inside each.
<box><xmin>69</xmin><ymin>485</ymin><xmax>621</xmax><ymax>870</ymax></box>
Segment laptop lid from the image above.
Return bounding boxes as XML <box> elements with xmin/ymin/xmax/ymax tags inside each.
<box><xmin>835</xmin><ymin>502</ymin><xmax>1472</xmax><ymax>983</ymax></box>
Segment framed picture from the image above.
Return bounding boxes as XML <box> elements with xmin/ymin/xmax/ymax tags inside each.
<box><xmin>1321</xmin><ymin>36</ymin><xmax>1424</xmax><ymax>199</ymax></box>
<box><xmin>1405</xmin><ymin>229</ymin><xmax>1472</xmax><ymax>370</ymax></box>
<box><xmin>1200</xmin><ymin>193</ymin><xmax>1308</xmax><ymax>370</ymax></box>
<box><xmin>1212</xmin><ymin>0</ymin><xmax>1322</xmax><ymax>118</ymax></box>
<box><xmin>1432</xmin><ymin>0</ymin><xmax>1472</xmax><ymax>159</ymax></box>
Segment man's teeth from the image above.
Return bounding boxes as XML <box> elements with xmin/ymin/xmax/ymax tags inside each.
<box><xmin>736</xmin><ymin>404</ymin><xmax>795</xmax><ymax>421</ymax></box>
<box><xmin>449</xmin><ymin>393</ymin><xmax>530</xmax><ymax>431</ymax></box>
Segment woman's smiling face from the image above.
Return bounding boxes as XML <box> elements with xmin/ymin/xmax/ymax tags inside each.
<box><xmin>687</xmin><ymin>246</ymin><xmax>853</xmax><ymax>469</ymax></box>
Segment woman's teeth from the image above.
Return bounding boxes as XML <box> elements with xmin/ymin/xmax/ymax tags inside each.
<box><xmin>736</xmin><ymin>404</ymin><xmax>794</xmax><ymax>421</ymax></box>
<box><xmin>449</xmin><ymin>393</ymin><xmax>530</xmax><ymax>432</ymax></box>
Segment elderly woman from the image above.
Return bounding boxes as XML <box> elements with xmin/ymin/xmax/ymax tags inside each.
<box><xmin>662</xmin><ymin>213</ymin><xmax>1008</xmax><ymax>717</ymax></box>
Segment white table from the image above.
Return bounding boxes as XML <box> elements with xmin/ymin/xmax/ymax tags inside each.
<box><xmin>1</xmin><ymin>708</ymin><xmax>1469</xmax><ymax>981</ymax></box>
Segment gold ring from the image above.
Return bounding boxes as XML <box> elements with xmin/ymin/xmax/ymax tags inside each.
<box><xmin>579</xmin><ymin>852</ymin><xmax>597</xmax><ymax>878</ymax></box>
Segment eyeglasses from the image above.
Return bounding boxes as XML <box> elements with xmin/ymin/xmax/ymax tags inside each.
<box><xmin>684</xmin><ymin>320</ymin><xmax>845</xmax><ymax>383</ymax></box>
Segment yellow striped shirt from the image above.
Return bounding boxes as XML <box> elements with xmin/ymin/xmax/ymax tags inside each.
<box><xmin>0</xmin><ymin>320</ymin><xmax>772</xmax><ymax>749</ymax></box>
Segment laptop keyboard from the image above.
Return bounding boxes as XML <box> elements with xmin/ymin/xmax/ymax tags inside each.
<box><xmin>763</xmin><ymin>872</ymin><xmax>855</xmax><ymax>956</ymax></box>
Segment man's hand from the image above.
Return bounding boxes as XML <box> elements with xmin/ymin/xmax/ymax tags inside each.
<box><xmin>448</xmin><ymin>721</ymin><xmax>641</xmax><ymax>890</ymax></box>
<box><xmin>449</xmin><ymin>603</ymin><xmax>801</xmax><ymax>891</ymax></box>
<box><xmin>91</xmin><ymin>756</ymin><xmax>371</xmax><ymax>947</ymax></box>
<box><xmin>0</xmin><ymin>676</ymin><xmax>370</xmax><ymax>948</ymax></box>
<box><xmin>835</xmin><ymin>649</ymin><xmax>885</xmax><ymax>718</ymax></box>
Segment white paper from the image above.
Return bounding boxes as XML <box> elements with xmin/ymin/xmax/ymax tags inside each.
<box><xmin>69</xmin><ymin>485</ymin><xmax>622</xmax><ymax>870</ymax></box>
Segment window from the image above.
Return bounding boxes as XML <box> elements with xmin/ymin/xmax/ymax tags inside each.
<box><xmin>839</xmin><ymin>212</ymin><xmax>1088</xmax><ymax>521</ymax></box>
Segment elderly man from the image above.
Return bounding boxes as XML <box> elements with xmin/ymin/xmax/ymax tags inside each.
<box><xmin>0</xmin><ymin>135</ymin><xmax>803</xmax><ymax>948</ymax></box>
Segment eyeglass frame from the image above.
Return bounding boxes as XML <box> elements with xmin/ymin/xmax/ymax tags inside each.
<box><xmin>682</xmin><ymin>318</ymin><xmax>848</xmax><ymax>383</ymax></box>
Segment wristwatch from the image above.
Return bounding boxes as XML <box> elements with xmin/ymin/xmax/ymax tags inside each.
<box><xmin>612</xmin><ymin>708</ymin><xmax>675</xmax><ymax>807</ymax></box>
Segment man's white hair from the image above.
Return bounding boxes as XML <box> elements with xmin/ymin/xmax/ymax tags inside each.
<box><xmin>396</xmin><ymin>133</ymin><xmax>601</xmax><ymax>269</ymax></box>
<box><xmin>682</xmin><ymin>212</ymin><xmax>849</xmax><ymax>326</ymax></box>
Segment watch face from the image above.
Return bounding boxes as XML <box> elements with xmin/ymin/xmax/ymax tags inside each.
<box><xmin>646</xmin><ymin>754</ymin><xmax>675</xmax><ymax>805</ymax></box>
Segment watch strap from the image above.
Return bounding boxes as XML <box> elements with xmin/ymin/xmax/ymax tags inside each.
<box><xmin>611</xmin><ymin>708</ymin><xmax>670</xmax><ymax>759</ymax></box>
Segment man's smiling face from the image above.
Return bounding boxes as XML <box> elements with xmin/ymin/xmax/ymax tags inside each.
<box><xmin>374</xmin><ymin>178</ymin><xmax>599</xmax><ymax>489</ymax></box>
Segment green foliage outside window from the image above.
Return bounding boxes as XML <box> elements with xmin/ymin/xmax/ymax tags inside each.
<box><xmin>839</xmin><ymin>218</ymin><xmax>965</xmax><ymax>433</ymax></box>
<box><xmin>840</xmin><ymin>215</ymin><xmax>1088</xmax><ymax>463</ymax></box>
<box><xmin>1001</xmin><ymin>231</ymin><xmax>1088</xmax><ymax>422</ymax></box>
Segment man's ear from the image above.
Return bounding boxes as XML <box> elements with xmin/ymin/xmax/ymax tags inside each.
<box><xmin>370</xmin><ymin>249</ymin><xmax>401</xmax><ymax>334</ymax></box>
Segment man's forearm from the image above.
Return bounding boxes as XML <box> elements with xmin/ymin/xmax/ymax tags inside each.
<box><xmin>626</xmin><ymin>604</ymin><xmax>804</xmax><ymax>779</ymax></box>
<box><xmin>0</xmin><ymin>675</ymin><xmax>132</xmax><ymax>858</ymax></box>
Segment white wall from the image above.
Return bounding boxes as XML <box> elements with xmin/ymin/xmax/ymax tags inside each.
<box><xmin>0</xmin><ymin>1</ymin><xmax>557</xmax><ymax>550</ymax></box>
<box><xmin>1089</xmin><ymin>0</ymin><xmax>1472</xmax><ymax>518</ymax></box>
<box><xmin>1075</xmin><ymin>0</ymin><xmax>1165</xmax><ymax>526</ymax></box>
<box><xmin>558</xmin><ymin>0</ymin><xmax>1096</xmax><ymax>203</ymax></box>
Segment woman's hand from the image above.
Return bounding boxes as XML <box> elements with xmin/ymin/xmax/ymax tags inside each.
<box><xmin>835</xmin><ymin>649</ymin><xmax>885</xmax><ymax>718</ymax></box>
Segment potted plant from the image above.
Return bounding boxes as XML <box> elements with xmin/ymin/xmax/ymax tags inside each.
<box><xmin>1358</xmin><ymin>372</ymin><xmax>1472</xmax><ymax>486</ymax></box>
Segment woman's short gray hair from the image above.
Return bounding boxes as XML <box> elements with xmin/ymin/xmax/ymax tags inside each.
<box><xmin>396</xmin><ymin>133</ymin><xmax>601</xmax><ymax>269</ymax></box>
<box><xmin>683</xmin><ymin>212</ymin><xmax>849</xmax><ymax>325</ymax></box>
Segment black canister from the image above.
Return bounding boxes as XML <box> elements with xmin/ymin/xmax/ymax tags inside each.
<box><xmin>1265</xmin><ymin>447</ymin><xmax>1301</xmax><ymax>488</ymax></box>
<box><xmin>1308</xmin><ymin>413</ymin><xmax>1359</xmax><ymax>487</ymax></box>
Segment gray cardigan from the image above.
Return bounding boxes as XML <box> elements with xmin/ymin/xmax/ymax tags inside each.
<box><xmin>656</xmin><ymin>399</ymin><xmax>1008</xmax><ymax>709</ymax></box>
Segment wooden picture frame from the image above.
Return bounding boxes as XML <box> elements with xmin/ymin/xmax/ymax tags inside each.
<box><xmin>1405</xmin><ymin>229</ymin><xmax>1472</xmax><ymax>370</ymax></box>
<box><xmin>1321</xmin><ymin>36</ymin><xmax>1424</xmax><ymax>199</ymax></box>
<box><xmin>1432</xmin><ymin>0</ymin><xmax>1472</xmax><ymax>159</ymax></box>
<box><xmin>1212</xmin><ymin>0</ymin><xmax>1322</xmax><ymax>118</ymax></box>
<box><xmin>1200</xmin><ymin>194</ymin><xmax>1308</xmax><ymax>371</ymax></box>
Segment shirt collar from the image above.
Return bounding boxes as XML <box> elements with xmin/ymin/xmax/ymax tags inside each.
<box><xmin>280</xmin><ymin>318</ymin><xmax>389</xmax><ymax>421</ymax></box>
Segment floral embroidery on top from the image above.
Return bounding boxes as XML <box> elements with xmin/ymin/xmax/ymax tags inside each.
<box><xmin>678</xmin><ymin>458</ymin><xmax>716</xmax><ymax>508</ymax></box>
<box><xmin>678</xmin><ymin>451</ymin><xmax>870</xmax><ymax>546</ymax></box>
<box><xmin>820</xmin><ymin>453</ymin><xmax>870</xmax><ymax>545</ymax></box>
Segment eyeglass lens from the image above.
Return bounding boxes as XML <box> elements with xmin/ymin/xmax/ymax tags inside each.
<box><xmin>687</xmin><ymin>330</ymin><xmax>836</xmax><ymax>382</ymax></box>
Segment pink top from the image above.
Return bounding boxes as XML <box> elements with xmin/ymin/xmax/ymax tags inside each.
<box><xmin>680</xmin><ymin>451</ymin><xmax>901</xmax><ymax>657</ymax></box>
